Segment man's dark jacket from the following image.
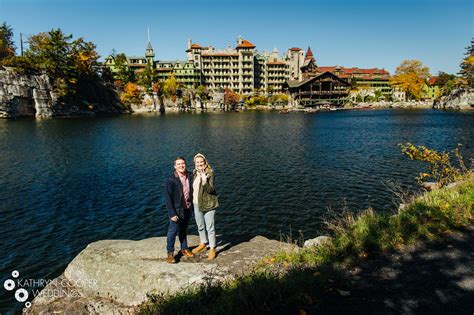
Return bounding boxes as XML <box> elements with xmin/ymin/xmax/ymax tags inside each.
<box><xmin>164</xmin><ymin>171</ymin><xmax>193</xmax><ymax>219</ymax></box>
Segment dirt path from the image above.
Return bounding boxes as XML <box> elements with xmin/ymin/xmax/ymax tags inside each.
<box><xmin>317</xmin><ymin>227</ymin><xmax>474</xmax><ymax>314</ymax></box>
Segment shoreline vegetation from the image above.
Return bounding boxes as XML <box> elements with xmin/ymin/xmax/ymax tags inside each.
<box><xmin>138</xmin><ymin>146</ymin><xmax>473</xmax><ymax>314</ymax></box>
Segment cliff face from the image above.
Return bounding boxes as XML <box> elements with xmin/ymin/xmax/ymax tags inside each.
<box><xmin>0</xmin><ymin>68</ymin><xmax>55</xmax><ymax>118</ymax></box>
<box><xmin>434</xmin><ymin>88</ymin><xmax>474</xmax><ymax>110</ymax></box>
<box><xmin>0</xmin><ymin>67</ymin><xmax>128</xmax><ymax>118</ymax></box>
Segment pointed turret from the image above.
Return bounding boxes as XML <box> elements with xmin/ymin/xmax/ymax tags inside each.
<box><xmin>305</xmin><ymin>46</ymin><xmax>315</xmax><ymax>62</ymax></box>
<box><xmin>145</xmin><ymin>41</ymin><xmax>155</xmax><ymax>58</ymax></box>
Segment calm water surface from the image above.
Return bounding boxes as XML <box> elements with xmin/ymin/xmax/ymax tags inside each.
<box><xmin>0</xmin><ymin>109</ymin><xmax>473</xmax><ymax>312</ymax></box>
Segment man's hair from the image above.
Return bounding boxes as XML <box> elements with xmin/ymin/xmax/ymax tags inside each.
<box><xmin>174</xmin><ymin>156</ymin><xmax>186</xmax><ymax>165</ymax></box>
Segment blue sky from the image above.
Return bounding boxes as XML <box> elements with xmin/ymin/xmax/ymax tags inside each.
<box><xmin>1</xmin><ymin>0</ymin><xmax>472</xmax><ymax>74</ymax></box>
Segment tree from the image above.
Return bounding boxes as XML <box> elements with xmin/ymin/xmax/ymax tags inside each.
<box><xmin>120</xmin><ymin>82</ymin><xmax>142</xmax><ymax>106</ymax></box>
<box><xmin>163</xmin><ymin>75</ymin><xmax>178</xmax><ymax>99</ymax></box>
<box><xmin>436</xmin><ymin>71</ymin><xmax>457</xmax><ymax>95</ymax></box>
<box><xmin>197</xmin><ymin>85</ymin><xmax>210</xmax><ymax>101</ymax></box>
<box><xmin>0</xmin><ymin>22</ymin><xmax>15</xmax><ymax>64</ymax></box>
<box><xmin>25</xmin><ymin>29</ymin><xmax>73</xmax><ymax>78</ymax></box>
<box><xmin>224</xmin><ymin>88</ymin><xmax>240</xmax><ymax>109</ymax></box>
<box><xmin>374</xmin><ymin>89</ymin><xmax>383</xmax><ymax>101</ymax></box>
<box><xmin>114</xmin><ymin>52</ymin><xmax>134</xmax><ymax>86</ymax></box>
<box><xmin>70</xmin><ymin>38</ymin><xmax>100</xmax><ymax>79</ymax></box>
<box><xmin>269</xmin><ymin>94</ymin><xmax>289</xmax><ymax>107</ymax></box>
<box><xmin>138</xmin><ymin>64</ymin><xmax>157</xmax><ymax>94</ymax></box>
<box><xmin>458</xmin><ymin>39</ymin><xmax>474</xmax><ymax>88</ymax></box>
<box><xmin>389</xmin><ymin>60</ymin><xmax>430</xmax><ymax>100</ymax></box>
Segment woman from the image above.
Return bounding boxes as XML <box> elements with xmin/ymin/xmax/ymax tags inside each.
<box><xmin>191</xmin><ymin>153</ymin><xmax>219</xmax><ymax>260</ymax></box>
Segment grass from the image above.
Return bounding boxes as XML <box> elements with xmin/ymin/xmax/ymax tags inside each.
<box><xmin>138</xmin><ymin>175</ymin><xmax>474</xmax><ymax>315</ymax></box>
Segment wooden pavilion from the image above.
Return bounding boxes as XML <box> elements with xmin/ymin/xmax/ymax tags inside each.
<box><xmin>285</xmin><ymin>71</ymin><xmax>351</xmax><ymax>107</ymax></box>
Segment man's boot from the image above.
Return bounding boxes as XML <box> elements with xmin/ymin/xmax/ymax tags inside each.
<box><xmin>167</xmin><ymin>252</ymin><xmax>176</xmax><ymax>264</ymax></box>
<box><xmin>181</xmin><ymin>249</ymin><xmax>195</xmax><ymax>257</ymax></box>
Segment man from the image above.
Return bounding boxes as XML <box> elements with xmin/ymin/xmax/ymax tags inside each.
<box><xmin>164</xmin><ymin>156</ymin><xmax>195</xmax><ymax>263</ymax></box>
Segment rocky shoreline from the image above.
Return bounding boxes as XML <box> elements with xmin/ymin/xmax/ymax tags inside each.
<box><xmin>27</xmin><ymin>235</ymin><xmax>301</xmax><ymax>314</ymax></box>
<box><xmin>2</xmin><ymin>67</ymin><xmax>473</xmax><ymax>119</ymax></box>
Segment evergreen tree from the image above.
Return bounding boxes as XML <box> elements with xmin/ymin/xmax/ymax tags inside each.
<box><xmin>25</xmin><ymin>29</ymin><xmax>73</xmax><ymax>78</ymax></box>
<box><xmin>114</xmin><ymin>52</ymin><xmax>135</xmax><ymax>85</ymax></box>
<box><xmin>459</xmin><ymin>39</ymin><xmax>474</xmax><ymax>88</ymax></box>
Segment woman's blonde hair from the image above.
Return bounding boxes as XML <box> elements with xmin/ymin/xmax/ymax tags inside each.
<box><xmin>193</xmin><ymin>153</ymin><xmax>212</xmax><ymax>173</ymax></box>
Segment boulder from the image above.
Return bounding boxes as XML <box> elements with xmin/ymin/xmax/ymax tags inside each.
<box><xmin>303</xmin><ymin>236</ymin><xmax>332</xmax><ymax>248</ymax></box>
<box><xmin>29</xmin><ymin>235</ymin><xmax>296</xmax><ymax>314</ymax></box>
<box><xmin>434</xmin><ymin>88</ymin><xmax>474</xmax><ymax>110</ymax></box>
<box><xmin>421</xmin><ymin>181</ymin><xmax>439</xmax><ymax>191</ymax></box>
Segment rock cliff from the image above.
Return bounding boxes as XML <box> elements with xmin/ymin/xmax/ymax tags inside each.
<box><xmin>0</xmin><ymin>67</ymin><xmax>127</xmax><ymax>118</ymax></box>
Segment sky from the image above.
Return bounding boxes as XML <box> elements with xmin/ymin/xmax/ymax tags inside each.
<box><xmin>1</xmin><ymin>0</ymin><xmax>472</xmax><ymax>75</ymax></box>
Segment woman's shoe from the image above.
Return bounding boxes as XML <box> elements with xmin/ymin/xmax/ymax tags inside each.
<box><xmin>208</xmin><ymin>248</ymin><xmax>216</xmax><ymax>260</ymax></box>
<box><xmin>192</xmin><ymin>243</ymin><xmax>206</xmax><ymax>254</ymax></box>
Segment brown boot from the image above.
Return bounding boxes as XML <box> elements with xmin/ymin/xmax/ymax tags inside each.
<box><xmin>208</xmin><ymin>248</ymin><xmax>216</xmax><ymax>260</ymax></box>
<box><xmin>192</xmin><ymin>243</ymin><xmax>206</xmax><ymax>254</ymax></box>
<box><xmin>181</xmin><ymin>249</ymin><xmax>195</xmax><ymax>257</ymax></box>
<box><xmin>166</xmin><ymin>252</ymin><xmax>176</xmax><ymax>264</ymax></box>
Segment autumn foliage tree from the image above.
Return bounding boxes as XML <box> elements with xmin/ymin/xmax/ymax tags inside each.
<box><xmin>0</xmin><ymin>22</ymin><xmax>15</xmax><ymax>65</ymax></box>
<box><xmin>163</xmin><ymin>75</ymin><xmax>178</xmax><ymax>99</ymax></box>
<box><xmin>224</xmin><ymin>88</ymin><xmax>240</xmax><ymax>107</ymax></box>
<box><xmin>120</xmin><ymin>82</ymin><xmax>142</xmax><ymax>106</ymax></box>
<box><xmin>70</xmin><ymin>38</ymin><xmax>100</xmax><ymax>79</ymax></box>
<box><xmin>390</xmin><ymin>60</ymin><xmax>430</xmax><ymax>100</ymax></box>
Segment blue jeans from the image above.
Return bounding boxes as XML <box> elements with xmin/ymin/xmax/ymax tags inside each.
<box><xmin>166</xmin><ymin>212</ymin><xmax>190</xmax><ymax>253</ymax></box>
<box><xmin>193</xmin><ymin>204</ymin><xmax>216</xmax><ymax>248</ymax></box>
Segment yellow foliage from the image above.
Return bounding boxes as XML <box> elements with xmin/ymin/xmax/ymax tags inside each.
<box><xmin>399</xmin><ymin>143</ymin><xmax>470</xmax><ymax>187</ymax></box>
<box><xmin>466</xmin><ymin>55</ymin><xmax>474</xmax><ymax>66</ymax></box>
<box><xmin>390</xmin><ymin>60</ymin><xmax>430</xmax><ymax>100</ymax></box>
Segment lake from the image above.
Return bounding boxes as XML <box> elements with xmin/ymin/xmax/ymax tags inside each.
<box><xmin>0</xmin><ymin>109</ymin><xmax>473</xmax><ymax>312</ymax></box>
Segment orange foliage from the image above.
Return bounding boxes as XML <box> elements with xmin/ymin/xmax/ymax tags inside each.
<box><xmin>120</xmin><ymin>82</ymin><xmax>142</xmax><ymax>105</ymax></box>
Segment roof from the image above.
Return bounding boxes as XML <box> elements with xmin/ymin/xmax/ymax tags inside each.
<box><xmin>314</xmin><ymin>66</ymin><xmax>390</xmax><ymax>79</ymax></box>
<box><xmin>237</xmin><ymin>39</ymin><xmax>256</xmax><ymax>48</ymax></box>
<box><xmin>190</xmin><ymin>43</ymin><xmax>202</xmax><ymax>49</ymax></box>
<box><xmin>202</xmin><ymin>53</ymin><xmax>239</xmax><ymax>57</ymax></box>
<box><xmin>146</xmin><ymin>41</ymin><xmax>153</xmax><ymax>50</ymax></box>
<box><xmin>286</xmin><ymin>71</ymin><xmax>351</xmax><ymax>89</ymax></box>
<box><xmin>305</xmin><ymin>47</ymin><xmax>314</xmax><ymax>60</ymax></box>
<box><xmin>301</xmin><ymin>59</ymin><xmax>314</xmax><ymax>68</ymax></box>
<box><xmin>289</xmin><ymin>47</ymin><xmax>302</xmax><ymax>51</ymax></box>
<box><xmin>427</xmin><ymin>76</ymin><xmax>439</xmax><ymax>85</ymax></box>
<box><xmin>127</xmin><ymin>56</ymin><xmax>146</xmax><ymax>60</ymax></box>
<box><xmin>267</xmin><ymin>61</ymin><xmax>287</xmax><ymax>65</ymax></box>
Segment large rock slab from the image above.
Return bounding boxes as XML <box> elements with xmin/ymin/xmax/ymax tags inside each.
<box><xmin>434</xmin><ymin>88</ymin><xmax>474</xmax><ymax>110</ymax></box>
<box><xmin>29</xmin><ymin>235</ymin><xmax>296</xmax><ymax>314</ymax></box>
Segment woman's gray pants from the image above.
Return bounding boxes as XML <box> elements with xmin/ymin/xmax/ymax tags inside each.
<box><xmin>193</xmin><ymin>204</ymin><xmax>216</xmax><ymax>248</ymax></box>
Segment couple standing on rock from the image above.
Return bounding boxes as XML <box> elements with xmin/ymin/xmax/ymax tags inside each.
<box><xmin>164</xmin><ymin>153</ymin><xmax>220</xmax><ymax>263</ymax></box>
